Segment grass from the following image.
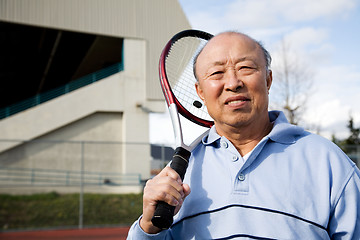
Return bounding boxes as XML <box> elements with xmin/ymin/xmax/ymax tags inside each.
<box><xmin>0</xmin><ymin>192</ymin><xmax>143</xmax><ymax>230</ymax></box>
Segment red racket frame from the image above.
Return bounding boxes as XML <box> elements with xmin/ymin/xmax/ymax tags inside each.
<box><xmin>159</xmin><ymin>30</ymin><xmax>214</xmax><ymax>128</ymax></box>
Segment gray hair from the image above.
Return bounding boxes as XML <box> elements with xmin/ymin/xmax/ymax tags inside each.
<box><xmin>193</xmin><ymin>31</ymin><xmax>272</xmax><ymax>81</ymax></box>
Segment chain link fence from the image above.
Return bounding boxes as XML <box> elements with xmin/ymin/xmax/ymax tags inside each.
<box><xmin>0</xmin><ymin>139</ymin><xmax>173</xmax><ymax>231</ymax></box>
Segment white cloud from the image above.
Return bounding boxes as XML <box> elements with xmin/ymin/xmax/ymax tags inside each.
<box><xmin>281</xmin><ymin>0</ymin><xmax>356</xmax><ymax>22</ymax></box>
<box><xmin>188</xmin><ymin>11</ymin><xmax>224</xmax><ymax>34</ymax></box>
<box><xmin>269</xmin><ymin>27</ymin><xmax>330</xmax><ymax>59</ymax></box>
<box><xmin>267</xmin><ymin>27</ymin><xmax>334</xmax><ymax>68</ymax></box>
<box><xmin>182</xmin><ymin>0</ymin><xmax>358</xmax><ymax>38</ymax></box>
<box><xmin>315</xmin><ymin>65</ymin><xmax>360</xmax><ymax>97</ymax></box>
<box><xmin>225</xmin><ymin>0</ymin><xmax>279</xmax><ymax>29</ymax></box>
<box><xmin>283</xmin><ymin>27</ymin><xmax>328</xmax><ymax>50</ymax></box>
<box><xmin>225</xmin><ymin>0</ymin><xmax>356</xmax><ymax>29</ymax></box>
<box><xmin>303</xmin><ymin>64</ymin><xmax>360</xmax><ymax>139</ymax></box>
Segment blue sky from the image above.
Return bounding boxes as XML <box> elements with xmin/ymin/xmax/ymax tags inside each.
<box><xmin>150</xmin><ymin>0</ymin><xmax>360</xmax><ymax>145</ymax></box>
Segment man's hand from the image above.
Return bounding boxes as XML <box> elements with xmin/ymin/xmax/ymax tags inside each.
<box><xmin>139</xmin><ymin>166</ymin><xmax>191</xmax><ymax>234</ymax></box>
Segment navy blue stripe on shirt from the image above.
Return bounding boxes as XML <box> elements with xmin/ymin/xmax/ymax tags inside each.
<box><xmin>172</xmin><ymin>204</ymin><xmax>326</xmax><ymax>231</ymax></box>
<box><xmin>214</xmin><ymin>234</ymin><xmax>277</xmax><ymax>240</ymax></box>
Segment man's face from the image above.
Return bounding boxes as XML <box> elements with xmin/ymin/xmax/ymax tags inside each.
<box><xmin>195</xmin><ymin>33</ymin><xmax>272</xmax><ymax>130</ymax></box>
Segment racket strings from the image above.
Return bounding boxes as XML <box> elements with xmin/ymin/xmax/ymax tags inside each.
<box><xmin>166</xmin><ymin>36</ymin><xmax>212</xmax><ymax>122</ymax></box>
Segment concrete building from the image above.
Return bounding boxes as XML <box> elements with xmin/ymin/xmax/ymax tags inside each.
<box><xmin>0</xmin><ymin>0</ymin><xmax>191</xmax><ymax>194</ymax></box>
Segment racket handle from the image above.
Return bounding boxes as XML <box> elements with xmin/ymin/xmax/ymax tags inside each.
<box><xmin>151</xmin><ymin>147</ymin><xmax>191</xmax><ymax>229</ymax></box>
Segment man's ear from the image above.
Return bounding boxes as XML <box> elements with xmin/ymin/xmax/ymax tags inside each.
<box><xmin>195</xmin><ymin>82</ymin><xmax>206</xmax><ymax>104</ymax></box>
<box><xmin>266</xmin><ymin>70</ymin><xmax>273</xmax><ymax>94</ymax></box>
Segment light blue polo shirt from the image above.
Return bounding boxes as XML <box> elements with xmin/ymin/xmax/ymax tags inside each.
<box><xmin>127</xmin><ymin>111</ymin><xmax>360</xmax><ymax>239</ymax></box>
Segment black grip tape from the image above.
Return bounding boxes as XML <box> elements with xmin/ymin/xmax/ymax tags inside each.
<box><xmin>151</xmin><ymin>147</ymin><xmax>191</xmax><ymax>229</ymax></box>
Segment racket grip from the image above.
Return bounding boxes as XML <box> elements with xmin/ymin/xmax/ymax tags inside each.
<box><xmin>151</xmin><ymin>147</ymin><xmax>191</xmax><ymax>229</ymax></box>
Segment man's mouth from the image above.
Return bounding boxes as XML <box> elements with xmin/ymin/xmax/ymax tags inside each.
<box><xmin>227</xmin><ymin>99</ymin><xmax>248</xmax><ymax>105</ymax></box>
<box><xmin>225</xmin><ymin>96</ymin><xmax>250</xmax><ymax>106</ymax></box>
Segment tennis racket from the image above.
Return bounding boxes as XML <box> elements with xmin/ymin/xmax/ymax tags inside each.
<box><xmin>151</xmin><ymin>29</ymin><xmax>214</xmax><ymax>229</ymax></box>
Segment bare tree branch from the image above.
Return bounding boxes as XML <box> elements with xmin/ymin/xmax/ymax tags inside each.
<box><xmin>270</xmin><ymin>39</ymin><xmax>314</xmax><ymax>125</ymax></box>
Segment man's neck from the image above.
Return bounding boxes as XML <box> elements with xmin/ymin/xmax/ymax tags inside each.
<box><xmin>215</xmin><ymin>117</ymin><xmax>273</xmax><ymax>156</ymax></box>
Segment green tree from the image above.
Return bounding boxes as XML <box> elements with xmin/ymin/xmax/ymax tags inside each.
<box><xmin>345</xmin><ymin>116</ymin><xmax>360</xmax><ymax>145</ymax></box>
<box><xmin>333</xmin><ymin>115</ymin><xmax>360</xmax><ymax>157</ymax></box>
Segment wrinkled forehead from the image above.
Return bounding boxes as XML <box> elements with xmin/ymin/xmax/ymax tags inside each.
<box><xmin>197</xmin><ymin>32</ymin><xmax>261</xmax><ymax>64</ymax></box>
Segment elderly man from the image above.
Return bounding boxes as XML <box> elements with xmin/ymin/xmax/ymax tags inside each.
<box><xmin>127</xmin><ymin>31</ymin><xmax>360</xmax><ymax>239</ymax></box>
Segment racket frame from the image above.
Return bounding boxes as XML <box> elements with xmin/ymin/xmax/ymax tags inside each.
<box><xmin>152</xmin><ymin>29</ymin><xmax>213</xmax><ymax>229</ymax></box>
<box><xmin>159</xmin><ymin>30</ymin><xmax>214</xmax><ymax>129</ymax></box>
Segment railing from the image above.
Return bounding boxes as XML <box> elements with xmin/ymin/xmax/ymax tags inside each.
<box><xmin>0</xmin><ymin>62</ymin><xmax>124</xmax><ymax>120</ymax></box>
<box><xmin>0</xmin><ymin>166</ymin><xmax>140</xmax><ymax>187</ymax></box>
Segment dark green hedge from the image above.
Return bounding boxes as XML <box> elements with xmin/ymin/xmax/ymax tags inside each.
<box><xmin>0</xmin><ymin>192</ymin><xmax>142</xmax><ymax>230</ymax></box>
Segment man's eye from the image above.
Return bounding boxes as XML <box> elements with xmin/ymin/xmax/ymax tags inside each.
<box><xmin>210</xmin><ymin>71</ymin><xmax>223</xmax><ymax>76</ymax></box>
<box><xmin>240</xmin><ymin>66</ymin><xmax>252</xmax><ymax>70</ymax></box>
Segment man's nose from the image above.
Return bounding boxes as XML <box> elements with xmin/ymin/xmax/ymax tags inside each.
<box><xmin>225</xmin><ymin>70</ymin><xmax>243</xmax><ymax>91</ymax></box>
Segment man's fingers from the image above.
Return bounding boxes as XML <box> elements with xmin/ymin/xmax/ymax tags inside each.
<box><xmin>141</xmin><ymin>165</ymin><xmax>191</xmax><ymax>233</ymax></box>
<box><xmin>174</xmin><ymin>183</ymin><xmax>191</xmax><ymax>215</ymax></box>
<box><xmin>158</xmin><ymin>166</ymin><xmax>182</xmax><ymax>183</ymax></box>
<box><xmin>183</xmin><ymin>183</ymin><xmax>191</xmax><ymax>197</ymax></box>
<box><xmin>145</xmin><ymin>176</ymin><xmax>184</xmax><ymax>206</ymax></box>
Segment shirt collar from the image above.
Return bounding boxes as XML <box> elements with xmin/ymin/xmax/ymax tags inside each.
<box><xmin>201</xmin><ymin>110</ymin><xmax>305</xmax><ymax>145</ymax></box>
<box><xmin>267</xmin><ymin>111</ymin><xmax>305</xmax><ymax>144</ymax></box>
<box><xmin>202</xmin><ymin>125</ymin><xmax>221</xmax><ymax>145</ymax></box>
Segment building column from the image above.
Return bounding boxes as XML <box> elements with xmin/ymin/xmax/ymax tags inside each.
<box><xmin>121</xmin><ymin>38</ymin><xmax>151</xmax><ymax>180</ymax></box>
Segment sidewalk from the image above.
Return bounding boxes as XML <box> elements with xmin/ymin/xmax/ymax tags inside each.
<box><xmin>0</xmin><ymin>226</ymin><xmax>130</xmax><ymax>240</ymax></box>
